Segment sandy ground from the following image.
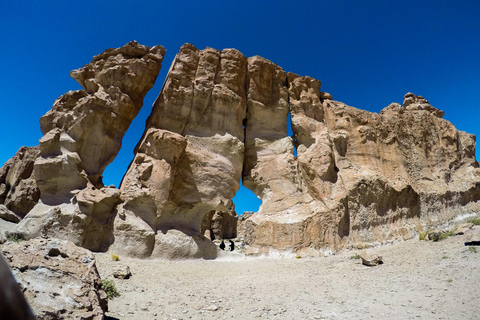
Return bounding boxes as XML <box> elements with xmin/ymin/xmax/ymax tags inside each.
<box><xmin>95</xmin><ymin>226</ymin><xmax>480</xmax><ymax>320</ymax></box>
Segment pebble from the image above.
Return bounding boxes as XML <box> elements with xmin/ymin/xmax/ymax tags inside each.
<box><xmin>206</xmin><ymin>305</ymin><xmax>219</xmax><ymax>311</ymax></box>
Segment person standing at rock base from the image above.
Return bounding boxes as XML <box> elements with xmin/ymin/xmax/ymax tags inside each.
<box><xmin>229</xmin><ymin>240</ymin><xmax>235</xmax><ymax>251</ymax></box>
<box><xmin>219</xmin><ymin>240</ymin><xmax>225</xmax><ymax>250</ymax></box>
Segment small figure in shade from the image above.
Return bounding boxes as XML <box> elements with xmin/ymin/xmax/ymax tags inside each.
<box><xmin>219</xmin><ymin>240</ymin><xmax>225</xmax><ymax>251</ymax></box>
<box><xmin>229</xmin><ymin>240</ymin><xmax>235</xmax><ymax>251</ymax></box>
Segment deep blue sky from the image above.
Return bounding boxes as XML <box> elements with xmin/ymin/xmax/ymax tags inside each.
<box><xmin>1</xmin><ymin>1</ymin><xmax>479</xmax><ymax>215</ymax></box>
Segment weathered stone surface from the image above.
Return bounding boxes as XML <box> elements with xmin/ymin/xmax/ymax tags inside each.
<box><xmin>236</xmin><ymin>212</ymin><xmax>254</xmax><ymax>239</ymax></box>
<box><xmin>38</xmin><ymin>40</ymin><xmax>165</xmax><ymax>196</ymax></box>
<box><xmin>3</xmin><ymin>42</ymin><xmax>480</xmax><ymax>259</ymax></box>
<box><xmin>14</xmin><ymin>184</ymin><xmax>121</xmax><ymax>252</ymax></box>
<box><xmin>0</xmin><ymin>146</ymin><xmax>40</xmax><ymax>218</ymax></box>
<box><xmin>361</xmin><ymin>251</ymin><xmax>384</xmax><ymax>266</ymax></box>
<box><xmin>0</xmin><ymin>253</ymin><xmax>36</xmax><ymax>320</ymax></box>
<box><xmin>201</xmin><ymin>202</ymin><xmax>238</xmax><ymax>240</ymax></box>
<box><xmin>244</xmin><ymin>80</ymin><xmax>480</xmax><ymax>254</ymax></box>
<box><xmin>114</xmin><ymin>44</ymin><xmax>246</xmax><ymax>257</ymax></box>
<box><xmin>11</xmin><ymin>41</ymin><xmax>165</xmax><ymax>251</ymax></box>
<box><xmin>1</xmin><ymin>238</ymin><xmax>108</xmax><ymax>319</ymax></box>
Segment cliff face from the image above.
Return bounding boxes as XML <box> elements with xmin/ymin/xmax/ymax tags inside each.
<box><xmin>245</xmin><ymin>85</ymin><xmax>480</xmax><ymax>254</ymax></box>
<box><xmin>2</xmin><ymin>42</ymin><xmax>479</xmax><ymax>257</ymax></box>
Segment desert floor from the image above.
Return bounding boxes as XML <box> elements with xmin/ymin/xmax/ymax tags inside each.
<box><xmin>96</xmin><ymin>226</ymin><xmax>480</xmax><ymax>320</ymax></box>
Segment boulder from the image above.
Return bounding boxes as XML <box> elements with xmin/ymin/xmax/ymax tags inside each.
<box><xmin>0</xmin><ymin>146</ymin><xmax>40</xmax><ymax>218</ymax></box>
<box><xmin>0</xmin><ymin>204</ymin><xmax>22</xmax><ymax>223</ymax></box>
<box><xmin>361</xmin><ymin>251</ymin><xmax>384</xmax><ymax>266</ymax></box>
<box><xmin>1</xmin><ymin>238</ymin><xmax>108</xmax><ymax>319</ymax></box>
<box><xmin>112</xmin><ymin>265</ymin><xmax>132</xmax><ymax>279</ymax></box>
<box><xmin>454</xmin><ymin>223</ymin><xmax>474</xmax><ymax>235</ymax></box>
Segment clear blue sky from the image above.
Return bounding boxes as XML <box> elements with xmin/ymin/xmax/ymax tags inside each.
<box><xmin>1</xmin><ymin>1</ymin><xmax>479</xmax><ymax>215</ymax></box>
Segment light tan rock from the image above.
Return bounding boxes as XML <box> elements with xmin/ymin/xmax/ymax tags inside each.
<box><xmin>243</xmin><ymin>76</ymin><xmax>480</xmax><ymax>254</ymax></box>
<box><xmin>151</xmin><ymin>229</ymin><xmax>217</xmax><ymax>259</ymax></box>
<box><xmin>1</xmin><ymin>238</ymin><xmax>108</xmax><ymax>319</ymax></box>
<box><xmin>12</xmin><ymin>42</ymin><xmax>165</xmax><ymax>250</ymax></box>
<box><xmin>454</xmin><ymin>222</ymin><xmax>474</xmax><ymax>235</ymax></box>
<box><xmin>361</xmin><ymin>251</ymin><xmax>384</xmax><ymax>266</ymax></box>
<box><xmin>115</xmin><ymin>44</ymin><xmax>247</xmax><ymax>257</ymax></box>
<box><xmin>39</xmin><ymin>40</ymin><xmax>166</xmax><ymax>191</ymax></box>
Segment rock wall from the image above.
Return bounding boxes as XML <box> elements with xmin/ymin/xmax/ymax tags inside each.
<box><xmin>245</xmin><ymin>86</ymin><xmax>480</xmax><ymax>254</ymax></box>
<box><xmin>2</xmin><ymin>41</ymin><xmax>480</xmax><ymax>258</ymax></box>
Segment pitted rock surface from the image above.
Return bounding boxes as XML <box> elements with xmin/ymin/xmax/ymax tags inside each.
<box><xmin>1</xmin><ymin>238</ymin><xmax>108</xmax><ymax>319</ymax></box>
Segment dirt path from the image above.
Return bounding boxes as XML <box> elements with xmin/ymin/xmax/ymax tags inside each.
<box><xmin>97</xmin><ymin>227</ymin><xmax>480</xmax><ymax>320</ymax></box>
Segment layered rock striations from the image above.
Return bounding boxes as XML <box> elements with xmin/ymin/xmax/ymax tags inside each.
<box><xmin>2</xmin><ymin>41</ymin><xmax>479</xmax><ymax>259</ymax></box>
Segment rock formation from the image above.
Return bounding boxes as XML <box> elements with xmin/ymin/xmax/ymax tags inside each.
<box><xmin>111</xmin><ymin>44</ymin><xmax>246</xmax><ymax>258</ymax></box>
<box><xmin>245</xmin><ymin>86</ymin><xmax>480</xmax><ymax>254</ymax></box>
<box><xmin>12</xmin><ymin>41</ymin><xmax>166</xmax><ymax>251</ymax></box>
<box><xmin>1</xmin><ymin>41</ymin><xmax>479</xmax><ymax>258</ymax></box>
<box><xmin>1</xmin><ymin>238</ymin><xmax>107</xmax><ymax>319</ymax></box>
<box><xmin>0</xmin><ymin>146</ymin><xmax>40</xmax><ymax>222</ymax></box>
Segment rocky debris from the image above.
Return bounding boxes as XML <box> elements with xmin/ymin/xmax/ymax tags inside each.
<box><xmin>112</xmin><ymin>265</ymin><xmax>132</xmax><ymax>279</ymax></box>
<box><xmin>0</xmin><ymin>204</ymin><xmax>22</xmax><ymax>223</ymax></box>
<box><xmin>11</xmin><ymin>41</ymin><xmax>165</xmax><ymax>251</ymax></box>
<box><xmin>361</xmin><ymin>252</ymin><xmax>384</xmax><ymax>266</ymax></box>
<box><xmin>454</xmin><ymin>223</ymin><xmax>474</xmax><ymax>235</ymax></box>
<box><xmin>0</xmin><ymin>146</ymin><xmax>40</xmax><ymax>219</ymax></box>
<box><xmin>1</xmin><ymin>238</ymin><xmax>108</xmax><ymax>319</ymax></box>
<box><xmin>201</xmin><ymin>202</ymin><xmax>238</xmax><ymax>240</ymax></box>
<box><xmin>0</xmin><ymin>253</ymin><xmax>36</xmax><ymax>320</ymax></box>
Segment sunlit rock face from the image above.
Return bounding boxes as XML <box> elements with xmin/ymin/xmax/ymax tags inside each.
<box><xmin>245</xmin><ymin>86</ymin><xmax>480</xmax><ymax>254</ymax></box>
<box><xmin>113</xmin><ymin>44</ymin><xmax>247</xmax><ymax>258</ymax></box>
<box><xmin>11</xmin><ymin>41</ymin><xmax>165</xmax><ymax>251</ymax></box>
